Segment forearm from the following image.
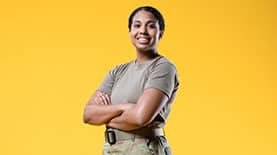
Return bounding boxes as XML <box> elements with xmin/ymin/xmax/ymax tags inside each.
<box><xmin>106</xmin><ymin>89</ymin><xmax>168</xmax><ymax>131</ymax></box>
<box><xmin>106</xmin><ymin>105</ymin><xmax>149</xmax><ymax>131</ymax></box>
<box><xmin>107</xmin><ymin>115</ymin><xmax>144</xmax><ymax>131</ymax></box>
<box><xmin>83</xmin><ymin>104</ymin><xmax>124</xmax><ymax>125</ymax></box>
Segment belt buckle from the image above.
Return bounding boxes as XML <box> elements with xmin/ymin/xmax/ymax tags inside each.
<box><xmin>106</xmin><ymin>130</ymin><xmax>116</xmax><ymax>145</ymax></box>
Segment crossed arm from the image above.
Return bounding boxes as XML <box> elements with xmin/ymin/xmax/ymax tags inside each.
<box><xmin>83</xmin><ymin>88</ymin><xmax>168</xmax><ymax>131</ymax></box>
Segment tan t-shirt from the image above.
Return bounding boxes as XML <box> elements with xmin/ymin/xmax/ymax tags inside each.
<box><xmin>98</xmin><ymin>55</ymin><xmax>179</xmax><ymax>127</ymax></box>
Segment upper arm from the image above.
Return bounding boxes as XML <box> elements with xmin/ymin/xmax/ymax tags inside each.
<box><xmin>133</xmin><ymin>88</ymin><xmax>168</xmax><ymax>126</ymax></box>
<box><xmin>97</xmin><ymin>68</ymin><xmax>116</xmax><ymax>95</ymax></box>
<box><xmin>145</xmin><ymin>62</ymin><xmax>178</xmax><ymax>98</ymax></box>
<box><xmin>134</xmin><ymin>62</ymin><xmax>179</xmax><ymax>125</ymax></box>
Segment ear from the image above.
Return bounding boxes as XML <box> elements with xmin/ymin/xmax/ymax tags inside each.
<box><xmin>159</xmin><ymin>31</ymin><xmax>164</xmax><ymax>40</ymax></box>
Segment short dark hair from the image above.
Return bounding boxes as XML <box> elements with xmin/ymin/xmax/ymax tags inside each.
<box><xmin>128</xmin><ymin>6</ymin><xmax>165</xmax><ymax>32</ymax></box>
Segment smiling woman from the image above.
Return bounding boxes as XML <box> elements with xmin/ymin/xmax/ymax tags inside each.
<box><xmin>129</xmin><ymin>10</ymin><xmax>163</xmax><ymax>59</ymax></box>
<box><xmin>83</xmin><ymin>6</ymin><xmax>179</xmax><ymax>155</ymax></box>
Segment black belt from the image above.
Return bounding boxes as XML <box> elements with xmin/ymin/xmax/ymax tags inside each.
<box><xmin>105</xmin><ymin>127</ymin><xmax>164</xmax><ymax>145</ymax></box>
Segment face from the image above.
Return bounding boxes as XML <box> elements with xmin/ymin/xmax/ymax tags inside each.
<box><xmin>129</xmin><ymin>10</ymin><xmax>163</xmax><ymax>53</ymax></box>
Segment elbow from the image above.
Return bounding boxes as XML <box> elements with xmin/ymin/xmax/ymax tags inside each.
<box><xmin>83</xmin><ymin>116</ymin><xmax>103</xmax><ymax>126</ymax></box>
<box><xmin>136</xmin><ymin>119</ymin><xmax>151</xmax><ymax>128</ymax></box>
<box><xmin>83</xmin><ymin>109</ymin><xmax>91</xmax><ymax>124</ymax></box>
<box><xmin>83</xmin><ymin>112</ymin><xmax>91</xmax><ymax>124</ymax></box>
<box><xmin>133</xmin><ymin>112</ymin><xmax>152</xmax><ymax>128</ymax></box>
<box><xmin>83</xmin><ymin>111</ymin><xmax>102</xmax><ymax>125</ymax></box>
<box><xmin>83</xmin><ymin>114</ymin><xmax>90</xmax><ymax>124</ymax></box>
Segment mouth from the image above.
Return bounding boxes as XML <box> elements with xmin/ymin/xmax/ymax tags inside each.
<box><xmin>137</xmin><ymin>37</ymin><xmax>150</xmax><ymax>44</ymax></box>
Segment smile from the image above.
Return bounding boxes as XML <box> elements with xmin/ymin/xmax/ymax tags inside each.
<box><xmin>137</xmin><ymin>37</ymin><xmax>150</xmax><ymax>44</ymax></box>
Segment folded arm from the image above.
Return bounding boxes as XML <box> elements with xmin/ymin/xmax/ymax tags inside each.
<box><xmin>83</xmin><ymin>88</ymin><xmax>169</xmax><ymax>131</ymax></box>
<box><xmin>107</xmin><ymin>88</ymin><xmax>168</xmax><ymax>131</ymax></box>
<box><xmin>83</xmin><ymin>91</ymin><xmax>134</xmax><ymax>125</ymax></box>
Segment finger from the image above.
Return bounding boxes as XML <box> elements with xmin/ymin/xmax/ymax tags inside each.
<box><xmin>102</xmin><ymin>93</ymin><xmax>111</xmax><ymax>105</ymax></box>
<box><xmin>94</xmin><ymin>97</ymin><xmax>100</xmax><ymax>104</ymax></box>
<box><xmin>99</xmin><ymin>93</ymin><xmax>109</xmax><ymax>105</ymax></box>
<box><xmin>97</xmin><ymin>93</ymin><xmax>105</xmax><ymax>105</ymax></box>
<box><xmin>105</xmin><ymin>93</ymin><xmax>111</xmax><ymax>104</ymax></box>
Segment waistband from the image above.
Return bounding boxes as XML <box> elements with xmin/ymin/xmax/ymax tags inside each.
<box><xmin>105</xmin><ymin>127</ymin><xmax>164</xmax><ymax>144</ymax></box>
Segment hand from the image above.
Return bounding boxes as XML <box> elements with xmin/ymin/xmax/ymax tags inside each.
<box><xmin>94</xmin><ymin>91</ymin><xmax>111</xmax><ymax>105</ymax></box>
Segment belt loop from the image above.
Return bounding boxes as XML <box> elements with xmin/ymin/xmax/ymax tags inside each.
<box><xmin>132</xmin><ymin>133</ymin><xmax>136</xmax><ymax>142</ymax></box>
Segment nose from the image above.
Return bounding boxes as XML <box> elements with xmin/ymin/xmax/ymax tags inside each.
<box><xmin>139</xmin><ymin>25</ymin><xmax>148</xmax><ymax>34</ymax></box>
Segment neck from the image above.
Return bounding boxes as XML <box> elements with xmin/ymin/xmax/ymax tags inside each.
<box><xmin>135</xmin><ymin>49</ymin><xmax>159</xmax><ymax>64</ymax></box>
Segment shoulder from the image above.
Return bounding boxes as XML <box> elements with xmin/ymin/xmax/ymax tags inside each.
<box><xmin>145</xmin><ymin>55</ymin><xmax>179</xmax><ymax>98</ymax></box>
<box><xmin>150</xmin><ymin>55</ymin><xmax>177</xmax><ymax>73</ymax></box>
<box><xmin>110</xmin><ymin>60</ymin><xmax>133</xmax><ymax>76</ymax></box>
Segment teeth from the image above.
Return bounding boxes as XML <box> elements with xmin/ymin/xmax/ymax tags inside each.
<box><xmin>138</xmin><ymin>38</ymin><xmax>149</xmax><ymax>44</ymax></box>
<box><xmin>139</xmin><ymin>38</ymin><xmax>148</xmax><ymax>41</ymax></box>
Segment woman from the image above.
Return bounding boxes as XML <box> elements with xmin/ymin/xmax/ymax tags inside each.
<box><xmin>83</xmin><ymin>6</ymin><xmax>179</xmax><ymax>155</ymax></box>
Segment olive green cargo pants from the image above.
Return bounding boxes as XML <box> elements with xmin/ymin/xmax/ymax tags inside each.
<box><xmin>102</xmin><ymin>136</ymin><xmax>172</xmax><ymax>155</ymax></box>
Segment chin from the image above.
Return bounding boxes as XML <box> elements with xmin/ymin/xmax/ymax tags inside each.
<box><xmin>135</xmin><ymin>44</ymin><xmax>153</xmax><ymax>51</ymax></box>
<box><xmin>136</xmin><ymin>46</ymin><xmax>150</xmax><ymax>51</ymax></box>
<box><xmin>137</xmin><ymin>48</ymin><xmax>156</xmax><ymax>54</ymax></box>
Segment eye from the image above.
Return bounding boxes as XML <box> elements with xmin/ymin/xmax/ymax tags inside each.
<box><xmin>133</xmin><ymin>24</ymin><xmax>140</xmax><ymax>28</ymax></box>
<box><xmin>148</xmin><ymin>24</ymin><xmax>157</xmax><ymax>29</ymax></box>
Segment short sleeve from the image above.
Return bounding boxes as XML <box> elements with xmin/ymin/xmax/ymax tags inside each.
<box><xmin>97</xmin><ymin>68</ymin><xmax>117</xmax><ymax>95</ymax></box>
<box><xmin>145</xmin><ymin>62</ymin><xmax>178</xmax><ymax>98</ymax></box>
<box><xmin>97</xmin><ymin>63</ymin><xmax>130</xmax><ymax>95</ymax></box>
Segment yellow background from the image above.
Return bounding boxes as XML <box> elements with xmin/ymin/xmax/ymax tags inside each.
<box><xmin>0</xmin><ymin>0</ymin><xmax>276</xmax><ymax>154</ymax></box>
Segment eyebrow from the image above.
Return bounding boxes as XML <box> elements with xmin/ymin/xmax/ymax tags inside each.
<box><xmin>133</xmin><ymin>20</ymin><xmax>157</xmax><ymax>24</ymax></box>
